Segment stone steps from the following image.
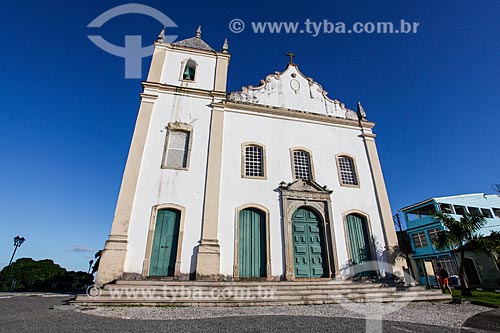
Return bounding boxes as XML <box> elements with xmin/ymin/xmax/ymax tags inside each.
<box><xmin>88</xmin><ymin>290</ymin><xmax>443</xmax><ymax>300</ymax></box>
<box><xmin>103</xmin><ymin>285</ymin><xmax>427</xmax><ymax>294</ymax></box>
<box><xmin>111</xmin><ymin>279</ymin><xmax>427</xmax><ymax>290</ymax></box>
<box><xmin>74</xmin><ymin>280</ymin><xmax>451</xmax><ymax>306</ymax></box>
<box><xmin>113</xmin><ymin>279</ymin><xmax>383</xmax><ymax>286</ymax></box>
<box><xmin>74</xmin><ymin>294</ymin><xmax>450</xmax><ymax>307</ymax></box>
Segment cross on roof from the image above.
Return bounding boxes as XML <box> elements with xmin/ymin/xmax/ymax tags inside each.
<box><xmin>286</xmin><ymin>52</ymin><xmax>295</xmax><ymax>64</ymax></box>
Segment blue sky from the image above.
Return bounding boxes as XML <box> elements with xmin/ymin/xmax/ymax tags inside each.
<box><xmin>0</xmin><ymin>0</ymin><xmax>498</xmax><ymax>271</ymax></box>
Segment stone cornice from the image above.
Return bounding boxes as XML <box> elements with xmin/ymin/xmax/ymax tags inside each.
<box><xmin>140</xmin><ymin>84</ymin><xmax>376</xmax><ymax>130</ymax></box>
<box><xmin>153</xmin><ymin>41</ymin><xmax>231</xmax><ymax>59</ymax></box>
<box><xmin>361</xmin><ymin>132</ymin><xmax>377</xmax><ymax>139</ymax></box>
<box><xmin>139</xmin><ymin>93</ymin><xmax>159</xmax><ymax>102</ymax></box>
<box><xmin>142</xmin><ymin>81</ymin><xmax>226</xmax><ymax>100</ymax></box>
<box><xmin>215</xmin><ymin>101</ymin><xmax>375</xmax><ymax>129</ymax></box>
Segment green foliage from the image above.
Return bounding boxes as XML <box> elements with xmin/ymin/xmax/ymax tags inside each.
<box><xmin>452</xmin><ymin>289</ymin><xmax>500</xmax><ymax>307</ymax></box>
<box><xmin>432</xmin><ymin>212</ymin><xmax>487</xmax><ymax>251</ymax></box>
<box><xmin>432</xmin><ymin>213</ymin><xmax>500</xmax><ymax>260</ymax></box>
<box><xmin>473</xmin><ymin>231</ymin><xmax>500</xmax><ymax>258</ymax></box>
<box><xmin>1</xmin><ymin>258</ymin><xmax>65</xmax><ymax>283</ymax></box>
<box><xmin>0</xmin><ymin>258</ymin><xmax>93</xmax><ymax>291</ymax></box>
<box><xmin>432</xmin><ymin>212</ymin><xmax>488</xmax><ymax>297</ymax></box>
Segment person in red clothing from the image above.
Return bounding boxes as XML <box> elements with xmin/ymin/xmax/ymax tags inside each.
<box><xmin>436</xmin><ymin>263</ymin><xmax>452</xmax><ymax>294</ymax></box>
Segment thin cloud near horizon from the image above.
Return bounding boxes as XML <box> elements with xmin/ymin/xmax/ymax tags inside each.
<box><xmin>69</xmin><ymin>245</ymin><xmax>95</xmax><ymax>253</ymax></box>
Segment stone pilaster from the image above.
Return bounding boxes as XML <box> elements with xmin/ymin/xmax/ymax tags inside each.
<box><xmin>196</xmin><ymin>106</ymin><xmax>225</xmax><ymax>280</ymax></box>
<box><xmin>361</xmin><ymin>128</ymin><xmax>398</xmax><ymax>251</ymax></box>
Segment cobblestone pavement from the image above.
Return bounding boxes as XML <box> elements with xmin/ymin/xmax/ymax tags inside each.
<box><xmin>0</xmin><ymin>294</ymin><xmax>496</xmax><ymax>332</ymax></box>
<box><xmin>79</xmin><ymin>299</ymin><xmax>486</xmax><ymax>329</ymax></box>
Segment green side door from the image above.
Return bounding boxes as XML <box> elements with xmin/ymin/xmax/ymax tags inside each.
<box><xmin>149</xmin><ymin>209</ymin><xmax>180</xmax><ymax>277</ymax></box>
<box><xmin>238</xmin><ymin>208</ymin><xmax>267</xmax><ymax>278</ymax></box>
<box><xmin>292</xmin><ymin>207</ymin><xmax>327</xmax><ymax>278</ymax></box>
<box><xmin>346</xmin><ymin>214</ymin><xmax>374</xmax><ymax>277</ymax></box>
<box><xmin>346</xmin><ymin>214</ymin><xmax>372</xmax><ymax>265</ymax></box>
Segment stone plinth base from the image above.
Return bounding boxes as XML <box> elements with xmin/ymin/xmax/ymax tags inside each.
<box><xmin>95</xmin><ymin>236</ymin><xmax>128</xmax><ymax>287</ymax></box>
<box><xmin>195</xmin><ymin>239</ymin><xmax>220</xmax><ymax>280</ymax></box>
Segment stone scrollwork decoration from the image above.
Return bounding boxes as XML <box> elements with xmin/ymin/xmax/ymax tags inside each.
<box><xmin>226</xmin><ymin>64</ymin><xmax>365</xmax><ymax>122</ymax></box>
<box><xmin>345</xmin><ymin>109</ymin><xmax>358</xmax><ymax>120</ymax></box>
<box><xmin>227</xmin><ymin>86</ymin><xmax>261</xmax><ymax>104</ymax></box>
<box><xmin>227</xmin><ymin>92</ymin><xmax>243</xmax><ymax>102</ymax></box>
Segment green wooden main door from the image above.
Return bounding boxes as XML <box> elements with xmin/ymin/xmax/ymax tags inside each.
<box><xmin>238</xmin><ymin>208</ymin><xmax>267</xmax><ymax>278</ymax></box>
<box><xmin>149</xmin><ymin>209</ymin><xmax>180</xmax><ymax>277</ymax></box>
<box><xmin>292</xmin><ymin>207</ymin><xmax>327</xmax><ymax>278</ymax></box>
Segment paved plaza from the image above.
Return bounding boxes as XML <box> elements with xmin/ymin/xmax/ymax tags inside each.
<box><xmin>0</xmin><ymin>294</ymin><xmax>499</xmax><ymax>332</ymax></box>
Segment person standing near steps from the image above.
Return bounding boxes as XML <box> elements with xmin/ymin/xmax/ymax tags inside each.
<box><xmin>436</xmin><ymin>263</ymin><xmax>453</xmax><ymax>294</ymax></box>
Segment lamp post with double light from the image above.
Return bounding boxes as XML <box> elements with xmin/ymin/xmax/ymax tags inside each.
<box><xmin>1</xmin><ymin>236</ymin><xmax>26</xmax><ymax>291</ymax></box>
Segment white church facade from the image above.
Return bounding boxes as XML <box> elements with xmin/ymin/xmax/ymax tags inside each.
<box><xmin>96</xmin><ymin>27</ymin><xmax>399</xmax><ymax>286</ymax></box>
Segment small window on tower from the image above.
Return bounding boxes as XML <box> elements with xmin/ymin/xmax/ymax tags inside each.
<box><xmin>182</xmin><ymin>60</ymin><xmax>197</xmax><ymax>81</ymax></box>
<box><xmin>162</xmin><ymin>123</ymin><xmax>193</xmax><ymax>170</ymax></box>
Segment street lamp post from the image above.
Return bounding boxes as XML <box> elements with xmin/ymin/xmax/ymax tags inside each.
<box><xmin>1</xmin><ymin>236</ymin><xmax>26</xmax><ymax>291</ymax></box>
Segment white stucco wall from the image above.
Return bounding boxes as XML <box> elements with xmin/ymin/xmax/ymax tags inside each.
<box><xmin>217</xmin><ymin>109</ymin><xmax>387</xmax><ymax>277</ymax></box>
<box><xmin>124</xmin><ymin>91</ymin><xmax>214</xmax><ymax>274</ymax></box>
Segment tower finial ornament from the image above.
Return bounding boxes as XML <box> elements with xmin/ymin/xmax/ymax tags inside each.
<box><xmin>157</xmin><ymin>27</ymin><xmax>165</xmax><ymax>42</ymax></box>
<box><xmin>357</xmin><ymin>101</ymin><xmax>367</xmax><ymax>120</ymax></box>
<box><xmin>196</xmin><ymin>25</ymin><xmax>202</xmax><ymax>38</ymax></box>
<box><xmin>286</xmin><ymin>52</ymin><xmax>295</xmax><ymax>65</ymax></box>
<box><xmin>222</xmin><ymin>38</ymin><xmax>229</xmax><ymax>53</ymax></box>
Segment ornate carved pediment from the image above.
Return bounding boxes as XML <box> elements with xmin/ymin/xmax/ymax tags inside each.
<box><xmin>227</xmin><ymin>64</ymin><xmax>361</xmax><ymax>120</ymax></box>
<box><xmin>278</xmin><ymin>178</ymin><xmax>338</xmax><ymax>280</ymax></box>
<box><xmin>279</xmin><ymin>179</ymin><xmax>333</xmax><ymax>196</ymax></box>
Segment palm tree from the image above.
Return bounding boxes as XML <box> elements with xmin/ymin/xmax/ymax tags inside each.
<box><xmin>432</xmin><ymin>212</ymin><xmax>487</xmax><ymax>297</ymax></box>
<box><xmin>471</xmin><ymin>231</ymin><xmax>500</xmax><ymax>267</ymax></box>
